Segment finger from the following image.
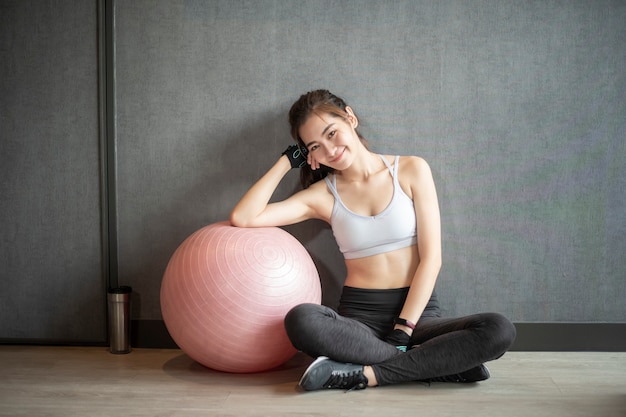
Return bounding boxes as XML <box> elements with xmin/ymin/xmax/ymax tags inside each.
<box><xmin>313</xmin><ymin>155</ymin><xmax>321</xmax><ymax>170</ymax></box>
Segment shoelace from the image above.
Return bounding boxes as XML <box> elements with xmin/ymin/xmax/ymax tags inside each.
<box><xmin>324</xmin><ymin>370</ymin><xmax>367</xmax><ymax>391</ymax></box>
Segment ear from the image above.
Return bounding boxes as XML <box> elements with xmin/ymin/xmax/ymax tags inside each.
<box><xmin>345</xmin><ymin>106</ymin><xmax>359</xmax><ymax>129</ymax></box>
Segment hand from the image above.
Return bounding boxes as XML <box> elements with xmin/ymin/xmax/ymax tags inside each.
<box><xmin>307</xmin><ymin>152</ymin><xmax>321</xmax><ymax>171</ymax></box>
<box><xmin>384</xmin><ymin>328</ymin><xmax>411</xmax><ymax>352</ymax></box>
<box><xmin>282</xmin><ymin>144</ymin><xmax>307</xmax><ymax>169</ymax></box>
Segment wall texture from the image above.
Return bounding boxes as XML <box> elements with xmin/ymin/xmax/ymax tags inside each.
<box><xmin>112</xmin><ymin>0</ymin><xmax>625</xmax><ymax>324</ymax></box>
<box><xmin>1</xmin><ymin>0</ymin><xmax>624</xmax><ymax>346</ymax></box>
<box><xmin>0</xmin><ymin>0</ymin><xmax>105</xmax><ymax>342</ymax></box>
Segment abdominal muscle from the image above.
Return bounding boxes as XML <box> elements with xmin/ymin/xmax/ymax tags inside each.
<box><xmin>343</xmin><ymin>245</ymin><xmax>420</xmax><ymax>289</ymax></box>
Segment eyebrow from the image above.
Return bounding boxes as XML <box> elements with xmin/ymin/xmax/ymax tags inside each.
<box><xmin>321</xmin><ymin>123</ymin><xmax>335</xmax><ymax>137</ymax></box>
<box><xmin>304</xmin><ymin>123</ymin><xmax>336</xmax><ymax>149</ymax></box>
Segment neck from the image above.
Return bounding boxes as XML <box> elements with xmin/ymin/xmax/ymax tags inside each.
<box><xmin>336</xmin><ymin>150</ymin><xmax>382</xmax><ymax>183</ymax></box>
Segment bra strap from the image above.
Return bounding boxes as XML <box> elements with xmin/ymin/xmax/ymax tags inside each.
<box><xmin>324</xmin><ymin>175</ymin><xmax>341</xmax><ymax>200</ymax></box>
<box><xmin>379</xmin><ymin>154</ymin><xmax>393</xmax><ymax>173</ymax></box>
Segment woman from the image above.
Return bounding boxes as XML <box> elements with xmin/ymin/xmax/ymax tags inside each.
<box><xmin>230</xmin><ymin>90</ymin><xmax>516</xmax><ymax>391</ymax></box>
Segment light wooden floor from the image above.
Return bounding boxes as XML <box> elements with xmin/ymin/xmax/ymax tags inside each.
<box><xmin>0</xmin><ymin>346</ymin><xmax>624</xmax><ymax>417</ymax></box>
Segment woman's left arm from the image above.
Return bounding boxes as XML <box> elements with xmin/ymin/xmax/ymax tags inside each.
<box><xmin>396</xmin><ymin>156</ymin><xmax>442</xmax><ymax>334</ymax></box>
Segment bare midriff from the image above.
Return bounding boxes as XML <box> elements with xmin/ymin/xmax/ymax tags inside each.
<box><xmin>343</xmin><ymin>245</ymin><xmax>419</xmax><ymax>289</ymax></box>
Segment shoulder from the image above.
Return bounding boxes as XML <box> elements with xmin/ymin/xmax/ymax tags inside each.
<box><xmin>395</xmin><ymin>156</ymin><xmax>436</xmax><ymax>199</ymax></box>
<box><xmin>291</xmin><ymin>177</ymin><xmax>330</xmax><ymax>203</ymax></box>
<box><xmin>380</xmin><ymin>154</ymin><xmax>430</xmax><ymax>170</ymax></box>
<box><xmin>397</xmin><ymin>155</ymin><xmax>432</xmax><ymax>178</ymax></box>
<box><xmin>291</xmin><ymin>176</ymin><xmax>334</xmax><ymax>221</ymax></box>
<box><xmin>307</xmin><ymin>176</ymin><xmax>331</xmax><ymax>194</ymax></box>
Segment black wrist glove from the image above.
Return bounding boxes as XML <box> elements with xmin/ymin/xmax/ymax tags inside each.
<box><xmin>384</xmin><ymin>328</ymin><xmax>411</xmax><ymax>352</ymax></box>
<box><xmin>282</xmin><ymin>144</ymin><xmax>307</xmax><ymax>169</ymax></box>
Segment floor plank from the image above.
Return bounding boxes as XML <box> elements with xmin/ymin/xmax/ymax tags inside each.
<box><xmin>0</xmin><ymin>346</ymin><xmax>624</xmax><ymax>417</ymax></box>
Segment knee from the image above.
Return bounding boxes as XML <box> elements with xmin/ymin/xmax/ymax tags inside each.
<box><xmin>481</xmin><ymin>312</ymin><xmax>517</xmax><ymax>357</ymax></box>
<box><xmin>284</xmin><ymin>303</ymin><xmax>332</xmax><ymax>352</ymax></box>
<box><xmin>284</xmin><ymin>303</ymin><xmax>324</xmax><ymax>340</ymax></box>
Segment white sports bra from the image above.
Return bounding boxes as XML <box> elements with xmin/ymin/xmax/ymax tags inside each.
<box><xmin>324</xmin><ymin>155</ymin><xmax>417</xmax><ymax>259</ymax></box>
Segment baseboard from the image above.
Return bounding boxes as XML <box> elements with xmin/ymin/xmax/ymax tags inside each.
<box><xmin>132</xmin><ymin>320</ymin><xmax>626</xmax><ymax>351</ymax></box>
<box><xmin>509</xmin><ymin>322</ymin><xmax>626</xmax><ymax>351</ymax></box>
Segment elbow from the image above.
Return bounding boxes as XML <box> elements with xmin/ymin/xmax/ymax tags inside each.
<box><xmin>434</xmin><ymin>251</ymin><xmax>442</xmax><ymax>269</ymax></box>
<box><xmin>229</xmin><ymin>209</ymin><xmax>260</xmax><ymax>228</ymax></box>
<box><xmin>425</xmin><ymin>253</ymin><xmax>442</xmax><ymax>274</ymax></box>
<box><xmin>435</xmin><ymin>257</ymin><xmax>442</xmax><ymax>274</ymax></box>
<box><xmin>229</xmin><ymin>210</ymin><xmax>246</xmax><ymax>228</ymax></box>
<box><xmin>423</xmin><ymin>243</ymin><xmax>442</xmax><ymax>272</ymax></box>
<box><xmin>433</xmin><ymin>253</ymin><xmax>443</xmax><ymax>272</ymax></box>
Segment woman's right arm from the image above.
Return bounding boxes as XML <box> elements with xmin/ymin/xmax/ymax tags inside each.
<box><xmin>229</xmin><ymin>155</ymin><xmax>318</xmax><ymax>228</ymax></box>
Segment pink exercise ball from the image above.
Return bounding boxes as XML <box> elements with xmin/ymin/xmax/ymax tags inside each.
<box><xmin>160</xmin><ymin>221</ymin><xmax>321</xmax><ymax>373</ymax></box>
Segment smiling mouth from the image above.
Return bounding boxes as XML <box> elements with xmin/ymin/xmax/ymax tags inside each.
<box><xmin>330</xmin><ymin>148</ymin><xmax>345</xmax><ymax>163</ymax></box>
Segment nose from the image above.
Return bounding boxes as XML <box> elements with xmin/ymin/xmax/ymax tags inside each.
<box><xmin>321</xmin><ymin>140</ymin><xmax>336</xmax><ymax>157</ymax></box>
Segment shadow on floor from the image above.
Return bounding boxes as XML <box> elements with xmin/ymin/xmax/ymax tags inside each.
<box><xmin>162</xmin><ymin>351</ymin><xmax>313</xmax><ymax>388</ymax></box>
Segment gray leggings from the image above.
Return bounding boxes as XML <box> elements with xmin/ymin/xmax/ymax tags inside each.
<box><xmin>284</xmin><ymin>287</ymin><xmax>516</xmax><ymax>385</ymax></box>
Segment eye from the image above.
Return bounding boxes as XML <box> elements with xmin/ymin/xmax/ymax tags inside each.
<box><xmin>310</xmin><ymin>144</ymin><xmax>320</xmax><ymax>152</ymax></box>
<box><xmin>328</xmin><ymin>130</ymin><xmax>336</xmax><ymax>139</ymax></box>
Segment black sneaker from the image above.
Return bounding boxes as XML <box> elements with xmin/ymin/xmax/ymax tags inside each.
<box><xmin>298</xmin><ymin>357</ymin><xmax>369</xmax><ymax>391</ymax></box>
<box><xmin>426</xmin><ymin>364</ymin><xmax>490</xmax><ymax>383</ymax></box>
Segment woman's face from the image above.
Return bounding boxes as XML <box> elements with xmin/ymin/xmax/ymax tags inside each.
<box><xmin>298</xmin><ymin>110</ymin><xmax>359</xmax><ymax>169</ymax></box>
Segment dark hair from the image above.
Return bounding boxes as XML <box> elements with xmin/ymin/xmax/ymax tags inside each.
<box><xmin>288</xmin><ymin>90</ymin><xmax>368</xmax><ymax>188</ymax></box>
